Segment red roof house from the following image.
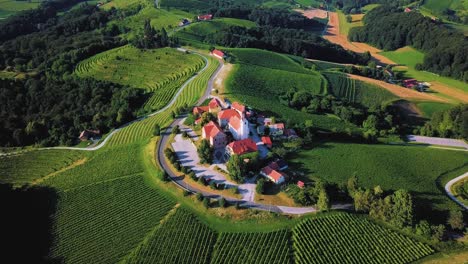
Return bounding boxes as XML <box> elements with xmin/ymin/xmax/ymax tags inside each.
<box><xmin>198</xmin><ymin>14</ymin><xmax>213</xmax><ymax>20</ymax></box>
<box><xmin>297</xmin><ymin>181</ymin><xmax>305</xmax><ymax>188</ymax></box>
<box><xmin>261</xmin><ymin>136</ymin><xmax>272</xmax><ymax>148</ymax></box>
<box><xmin>208</xmin><ymin>98</ymin><xmax>222</xmax><ymax>112</ymax></box>
<box><xmin>226</xmin><ymin>138</ymin><xmax>258</xmax><ymax>156</ymax></box>
<box><xmin>202</xmin><ymin>121</ymin><xmax>227</xmax><ymax>149</ymax></box>
<box><xmin>260</xmin><ymin>166</ymin><xmax>286</xmax><ymax>184</ymax></box>
<box><xmin>404</xmin><ymin>7</ymin><xmax>412</xmax><ymax>13</ymax></box>
<box><xmin>193</xmin><ymin>106</ymin><xmax>209</xmax><ymax>117</ymax></box>
<box><xmin>269</xmin><ymin>123</ymin><xmax>285</xmax><ymax>136</ymax></box>
<box><xmin>218</xmin><ymin>109</ymin><xmax>240</xmax><ymax>127</ymax></box>
<box><xmin>211</xmin><ymin>49</ymin><xmax>225</xmax><ymax>60</ymax></box>
<box><xmin>232</xmin><ymin>102</ymin><xmax>246</xmax><ymax>114</ymax></box>
<box><xmin>79</xmin><ymin>129</ymin><xmax>100</xmax><ymax>141</ymax></box>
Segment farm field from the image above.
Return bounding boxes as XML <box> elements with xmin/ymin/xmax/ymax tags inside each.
<box><xmin>323</xmin><ymin>71</ymin><xmax>397</xmax><ymax>108</ymax></box>
<box><xmin>0</xmin><ymin>0</ymin><xmax>43</xmax><ymax>19</ymax></box>
<box><xmin>422</xmin><ymin>0</ymin><xmax>468</xmax><ymax>20</ymax></box>
<box><xmin>159</xmin><ymin>0</ymin><xmax>211</xmax><ymax>11</ymax></box>
<box><xmin>289</xmin><ymin>142</ymin><xmax>468</xmax><ymax>223</ymax></box>
<box><xmin>0</xmin><ymin>150</ymin><xmax>86</xmax><ymax>186</ymax></box>
<box><xmin>75</xmin><ymin>45</ymin><xmax>205</xmax><ymax>111</ymax></box>
<box><xmin>211</xmin><ymin>230</ymin><xmax>291</xmax><ymax>264</ymax></box>
<box><xmin>379</xmin><ymin>47</ymin><xmax>468</xmax><ymax>103</ymax></box>
<box><xmin>123</xmin><ymin>208</ymin><xmax>217</xmax><ymax>264</ymax></box>
<box><xmin>224</xmin><ymin>50</ymin><xmax>361</xmax><ymax>132</ymax></box>
<box><xmin>415</xmin><ymin>102</ymin><xmax>453</xmax><ymax>118</ymax></box>
<box><xmin>337</xmin><ymin>11</ymin><xmax>363</xmax><ymax>36</ymax></box>
<box><xmin>293</xmin><ymin>213</ymin><xmax>434</xmax><ymax>264</ymax></box>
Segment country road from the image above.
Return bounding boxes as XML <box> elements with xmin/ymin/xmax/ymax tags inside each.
<box><xmin>445</xmin><ymin>172</ymin><xmax>468</xmax><ymax>210</ymax></box>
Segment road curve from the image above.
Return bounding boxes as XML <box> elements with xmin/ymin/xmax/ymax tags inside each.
<box><xmin>0</xmin><ymin>49</ymin><xmax>210</xmax><ymax>156</ymax></box>
<box><xmin>445</xmin><ymin>172</ymin><xmax>468</xmax><ymax>210</ymax></box>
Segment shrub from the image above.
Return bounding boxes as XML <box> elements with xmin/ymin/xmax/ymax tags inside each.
<box><xmin>219</xmin><ymin>197</ymin><xmax>226</xmax><ymax>208</ymax></box>
<box><xmin>196</xmin><ymin>192</ymin><xmax>203</xmax><ymax>201</ymax></box>
<box><xmin>203</xmin><ymin>197</ymin><xmax>210</xmax><ymax>208</ymax></box>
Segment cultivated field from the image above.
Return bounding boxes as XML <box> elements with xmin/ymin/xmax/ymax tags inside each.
<box><xmin>295</xmin><ymin>8</ymin><xmax>328</xmax><ymax>19</ymax></box>
<box><xmin>293</xmin><ymin>213</ymin><xmax>434</xmax><ymax>264</ymax></box>
<box><xmin>76</xmin><ymin>45</ymin><xmax>205</xmax><ymax>111</ymax></box>
<box><xmin>323</xmin><ymin>71</ymin><xmax>397</xmax><ymax>108</ymax></box>
<box><xmin>289</xmin><ymin>142</ymin><xmax>468</xmax><ymax>222</ymax></box>
<box><xmin>211</xmin><ymin>230</ymin><xmax>291</xmax><ymax>264</ymax></box>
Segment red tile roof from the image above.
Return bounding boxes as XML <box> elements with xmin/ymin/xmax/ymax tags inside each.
<box><xmin>232</xmin><ymin>102</ymin><xmax>246</xmax><ymax>113</ymax></box>
<box><xmin>211</xmin><ymin>49</ymin><xmax>224</xmax><ymax>58</ymax></box>
<box><xmin>227</xmin><ymin>138</ymin><xmax>258</xmax><ymax>155</ymax></box>
<box><xmin>218</xmin><ymin>109</ymin><xmax>240</xmax><ymax>120</ymax></box>
<box><xmin>297</xmin><ymin>181</ymin><xmax>305</xmax><ymax>188</ymax></box>
<box><xmin>261</xmin><ymin>136</ymin><xmax>272</xmax><ymax>147</ymax></box>
<box><xmin>198</xmin><ymin>14</ymin><xmax>213</xmax><ymax>20</ymax></box>
<box><xmin>229</xmin><ymin>115</ymin><xmax>242</xmax><ymax>130</ymax></box>
<box><xmin>209</xmin><ymin>98</ymin><xmax>221</xmax><ymax>110</ymax></box>
<box><xmin>261</xmin><ymin>166</ymin><xmax>285</xmax><ymax>183</ymax></box>
<box><xmin>193</xmin><ymin>106</ymin><xmax>209</xmax><ymax>116</ymax></box>
<box><xmin>203</xmin><ymin>121</ymin><xmax>224</xmax><ymax>139</ymax></box>
<box><xmin>270</xmin><ymin>123</ymin><xmax>285</xmax><ymax>130</ymax></box>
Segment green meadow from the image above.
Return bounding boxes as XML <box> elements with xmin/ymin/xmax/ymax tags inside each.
<box><xmin>0</xmin><ymin>0</ymin><xmax>43</xmax><ymax>19</ymax></box>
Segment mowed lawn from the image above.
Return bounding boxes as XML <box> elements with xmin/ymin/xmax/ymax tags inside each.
<box><xmin>75</xmin><ymin>45</ymin><xmax>204</xmax><ymax>91</ymax></box>
<box><xmin>290</xmin><ymin>142</ymin><xmax>468</xmax><ymax>222</ymax></box>
<box><xmin>0</xmin><ymin>0</ymin><xmax>43</xmax><ymax>19</ymax></box>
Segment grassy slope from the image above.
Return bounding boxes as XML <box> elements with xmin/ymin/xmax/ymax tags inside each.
<box><xmin>290</xmin><ymin>142</ymin><xmax>468</xmax><ymax>222</ymax></box>
<box><xmin>380</xmin><ymin>47</ymin><xmax>468</xmax><ymax>94</ymax></box>
<box><xmin>225</xmin><ymin>49</ymin><xmax>359</xmax><ymax>132</ymax></box>
<box><xmin>0</xmin><ymin>0</ymin><xmax>43</xmax><ymax>19</ymax></box>
<box><xmin>416</xmin><ymin>102</ymin><xmax>453</xmax><ymax>118</ymax></box>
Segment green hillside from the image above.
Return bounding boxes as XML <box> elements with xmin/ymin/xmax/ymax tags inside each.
<box><xmin>0</xmin><ymin>0</ymin><xmax>44</xmax><ymax>19</ymax></box>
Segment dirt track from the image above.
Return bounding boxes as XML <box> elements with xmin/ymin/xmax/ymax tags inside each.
<box><xmin>324</xmin><ymin>12</ymin><xmax>396</xmax><ymax>65</ymax></box>
<box><xmin>348</xmin><ymin>74</ymin><xmax>449</xmax><ymax>103</ymax></box>
<box><xmin>295</xmin><ymin>8</ymin><xmax>328</xmax><ymax>19</ymax></box>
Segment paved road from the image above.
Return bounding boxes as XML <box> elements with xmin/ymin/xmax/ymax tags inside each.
<box><xmin>407</xmin><ymin>135</ymin><xmax>468</xmax><ymax>150</ymax></box>
<box><xmin>445</xmin><ymin>172</ymin><xmax>468</xmax><ymax>210</ymax></box>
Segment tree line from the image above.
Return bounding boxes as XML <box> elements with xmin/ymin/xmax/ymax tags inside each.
<box><xmin>349</xmin><ymin>6</ymin><xmax>468</xmax><ymax>82</ymax></box>
<box><xmin>418</xmin><ymin>104</ymin><xmax>468</xmax><ymax>140</ymax></box>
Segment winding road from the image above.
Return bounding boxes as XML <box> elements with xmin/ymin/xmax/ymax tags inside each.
<box><xmin>445</xmin><ymin>172</ymin><xmax>468</xmax><ymax>210</ymax></box>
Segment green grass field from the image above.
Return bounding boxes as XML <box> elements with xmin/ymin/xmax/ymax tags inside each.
<box><xmin>338</xmin><ymin>11</ymin><xmax>363</xmax><ymax>36</ymax></box>
<box><xmin>75</xmin><ymin>45</ymin><xmax>205</xmax><ymax>111</ymax></box>
<box><xmin>289</xmin><ymin>142</ymin><xmax>468</xmax><ymax>222</ymax></box>
<box><xmin>293</xmin><ymin>213</ymin><xmax>434</xmax><ymax>264</ymax></box>
<box><xmin>422</xmin><ymin>0</ymin><xmax>468</xmax><ymax>18</ymax></box>
<box><xmin>415</xmin><ymin>102</ymin><xmax>454</xmax><ymax>118</ymax></box>
<box><xmin>0</xmin><ymin>0</ymin><xmax>43</xmax><ymax>19</ymax></box>
<box><xmin>323</xmin><ymin>71</ymin><xmax>397</xmax><ymax>108</ymax></box>
<box><xmin>380</xmin><ymin>47</ymin><xmax>468</xmax><ymax>95</ymax></box>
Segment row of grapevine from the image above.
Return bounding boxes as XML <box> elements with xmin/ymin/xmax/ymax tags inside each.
<box><xmin>323</xmin><ymin>71</ymin><xmax>356</xmax><ymax>103</ymax></box>
<box><xmin>145</xmin><ymin>59</ymin><xmax>204</xmax><ymax>92</ymax></box>
<box><xmin>123</xmin><ymin>208</ymin><xmax>217</xmax><ymax>264</ymax></box>
<box><xmin>75</xmin><ymin>46</ymin><xmax>129</xmax><ymax>76</ymax></box>
<box><xmin>210</xmin><ymin>230</ymin><xmax>291</xmax><ymax>264</ymax></box>
<box><xmin>49</xmin><ymin>175</ymin><xmax>176</xmax><ymax>264</ymax></box>
<box><xmin>293</xmin><ymin>213</ymin><xmax>434</xmax><ymax>264</ymax></box>
<box><xmin>107</xmin><ymin>56</ymin><xmax>219</xmax><ymax>146</ymax></box>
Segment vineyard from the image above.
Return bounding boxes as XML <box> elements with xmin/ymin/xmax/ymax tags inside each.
<box><xmin>0</xmin><ymin>150</ymin><xmax>85</xmax><ymax>185</ymax></box>
<box><xmin>323</xmin><ymin>71</ymin><xmax>396</xmax><ymax>108</ymax></box>
<box><xmin>107</xmin><ymin>55</ymin><xmax>219</xmax><ymax>146</ymax></box>
<box><xmin>211</xmin><ymin>230</ymin><xmax>291</xmax><ymax>264</ymax></box>
<box><xmin>124</xmin><ymin>208</ymin><xmax>217</xmax><ymax>264</ymax></box>
<box><xmin>75</xmin><ymin>46</ymin><xmax>205</xmax><ymax>111</ymax></box>
<box><xmin>49</xmin><ymin>175</ymin><xmax>176</xmax><ymax>264</ymax></box>
<box><xmin>293</xmin><ymin>214</ymin><xmax>434</xmax><ymax>264</ymax></box>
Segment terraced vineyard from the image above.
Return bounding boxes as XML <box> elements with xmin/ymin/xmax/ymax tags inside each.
<box><xmin>75</xmin><ymin>46</ymin><xmax>205</xmax><ymax>111</ymax></box>
<box><xmin>49</xmin><ymin>175</ymin><xmax>176</xmax><ymax>264</ymax></box>
<box><xmin>293</xmin><ymin>214</ymin><xmax>434</xmax><ymax>264</ymax></box>
<box><xmin>324</xmin><ymin>71</ymin><xmax>396</xmax><ymax>108</ymax></box>
<box><xmin>124</xmin><ymin>208</ymin><xmax>217</xmax><ymax>264</ymax></box>
<box><xmin>0</xmin><ymin>150</ymin><xmax>85</xmax><ymax>185</ymax></box>
<box><xmin>107</xmin><ymin>56</ymin><xmax>219</xmax><ymax>146</ymax></box>
<box><xmin>211</xmin><ymin>230</ymin><xmax>291</xmax><ymax>264</ymax></box>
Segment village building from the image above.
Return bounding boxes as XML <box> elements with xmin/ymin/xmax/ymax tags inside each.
<box><xmin>269</xmin><ymin>123</ymin><xmax>285</xmax><ymax>137</ymax></box>
<box><xmin>79</xmin><ymin>129</ymin><xmax>100</xmax><ymax>141</ymax></box>
<box><xmin>193</xmin><ymin>106</ymin><xmax>209</xmax><ymax>117</ymax></box>
<box><xmin>226</xmin><ymin>138</ymin><xmax>258</xmax><ymax>156</ymax></box>
<box><xmin>260</xmin><ymin>166</ymin><xmax>286</xmax><ymax>184</ymax></box>
<box><xmin>208</xmin><ymin>98</ymin><xmax>222</xmax><ymax>113</ymax></box>
<box><xmin>178</xmin><ymin>18</ymin><xmax>190</xmax><ymax>27</ymax></box>
<box><xmin>218</xmin><ymin>102</ymin><xmax>249</xmax><ymax>140</ymax></box>
<box><xmin>202</xmin><ymin>121</ymin><xmax>227</xmax><ymax>149</ymax></box>
<box><xmin>297</xmin><ymin>181</ymin><xmax>305</xmax><ymax>189</ymax></box>
<box><xmin>404</xmin><ymin>7</ymin><xmax>412</xmax><ymax>13</ymax></box>
<box><xmin>198</xmin><ymin>14</ymin><xmax>213</xmax><ymax>21</ymax></box>
<box><xmin>211</xmin><ymin>49</ymin><xmax>225</xmax><ymax>60</ymax></box>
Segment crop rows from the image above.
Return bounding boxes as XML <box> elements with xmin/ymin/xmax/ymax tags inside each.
<box><xmin>107</xmin><ymin>56</ymin><xmax>219</xmax><ymax>146</ymax></box>
<box><xmin>0</xmin><ymin>149</ymin><xmax>84</xmax><ymax>185</ymax></box>
<box><xmin>293</xmin><ymin>214</ymin><xmax>434</xmax><ymax>264</ymax></box>
<box><xmin>124</xmin><ymin>208</ymin><xmax>217</xmax><ymax>264</ymax></box>
<box><xmin>211</xmin><ymin>230</ymin><xmax>291</xmax><ymax>264</ymax></box>
<box><xmin>324</xmin><ymin>72</ymin><xmax>356</xmax><ymax>103</ymax></box>
<box><xmin>75</xmin><ymin>45</ymin><xmax>129</xmax><ymax>76</ymax></box>
<box><xmin>49</xmin><ymin>175</ymin><xmax>176</xmax><ymax>264</ymax></box>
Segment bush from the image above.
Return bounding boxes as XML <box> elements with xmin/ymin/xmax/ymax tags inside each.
<box><xmin>219</xmin><ymin>197</ymin><xmax>227</xmax><ymax>208</ymax></box>
<box><xmin>196</xmin><ymin>192</ymin><xmax>203</xmax><ymax>201</ymax></box>
<box><xmin>203</xmin><ymin>197</ymin><xmax>210</xmax><ymax>208</ymax></box>
<box><xmin>256</xmin><ymin>178</ymin><xmax>266</xmax><ymax>194</ymax></box>
<box><xmin>183</xmin><ymin>190</ymin><xmax>190</xmax><ymax>196</ymax></box>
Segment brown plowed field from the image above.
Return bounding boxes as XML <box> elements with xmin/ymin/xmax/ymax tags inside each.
<box><xmin>295</xmin><ymin>8</ymin><xmax>328</xmax><ymax>19</ymax></box>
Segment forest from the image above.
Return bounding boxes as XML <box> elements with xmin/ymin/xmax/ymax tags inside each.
<box><xmin>349</xmin><ymin>6</ymin><xmax>468</xmax><ymax>82</ymax></box>
<box><xmin>419</xmin><ymin>104</ymin><xmax>468</xmax><ymax>141</ymax></box>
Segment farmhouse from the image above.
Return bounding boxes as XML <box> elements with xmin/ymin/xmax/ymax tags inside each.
<box><xmin>79</xmin><ymin>129</ymin><xmax>100</xmax><ymax>141</ymax></box>
<box><xmin>211</xmin><ymin>49</ymin><xmax>225</xmax><ymax>60</ymax></box>
<box><xmin>404</xmin><ymin>7</ymin><xmax>412</xmax><ymax>13</ymax></box>
<box><xmin>208</xmin><ymin>98</ymin><xmax>222</xmax><ymax>113</ymax></box>
<box><xmin>178</xmin><ymin>18</ymin><xmax>190</xmax><ymax>27</ymax></box>
<box><xmin>202</xmin><ymin>121</ymin><xmax>227</xmax><ymax>149</ymax></box>
<box><xmin>226</xmin><ymin>138</ymin><xmax>258</xmax><ymax>156</ymax></box>
<box><xmin>193</xmin><ymin>106</ymin><xmax>209</xmax><ymax>117</ymax></box>
<box><xmin>260</xmin><ymin>166</ymin><xmax>286</xmax><ymax>184</ymax></box>
<box><xmin>198</xmin><ymin>14</ymin><xmax>213</xmax><ymax>21</ymax></box>
<box><xmin>297</xmin><ymin>181</ymin><xmax>305</xmax><ymax>189</ymax></box>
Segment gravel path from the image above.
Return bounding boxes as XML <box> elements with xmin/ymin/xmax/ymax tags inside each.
<box><xmin>407</xmin><ymin>135</ymin><xmax>468</xmax><ymax>150</ymax></box>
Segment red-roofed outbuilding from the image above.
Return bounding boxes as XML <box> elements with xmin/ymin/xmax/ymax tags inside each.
<box><xmin>261</xmin><ymin>136</ymin><xmax>272</xmax><ymax>148</ymax></box>
<box><xmin>202</xmin><ymin>121</ymin><xmax>227</xmax><ymax>148</ymax></box>
<box><xmin>226</xmin><ymin>138</ymin><xmax>258</xmax><ymax>156</ymax></box>
<box><xmin>211</xmin><ymin>49</ymin><xmax>225</xmax><ymax>60</ymax></box>
<box><xmin>198</xmin><ymin>14</ymin><xmax>213</xmax><ymax>20</ymax></box>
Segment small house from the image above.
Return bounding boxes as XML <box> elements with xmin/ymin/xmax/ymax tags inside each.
<box><xmin>79</xmin><ymin>129</ymin><xmax>100</xmax><ymax>141</ymax></box>
<box><xmin>211</xmin><ymin>49</ymin><xmax>226</xmax><ymax>60</ymax></box>
<box><xmin>198</xmin><ymin>14</ymin><xmax>213</xmax><ymax>21</ymax></box>
<box><xmin>404</xmin><ymin>7</ymin><xmax>412</xmax><ymax>13</ymax></box>
<box><xmin>297</xmin><ymin>181</ymin><xmax>305</xmax><ymax>189</ymax></box>
<box><xmin>208</xmin><ymin>98</ymin><xmax>222</xmax><ymax>113</ymax></box>
<box><xmin>260</xmin><ymin>166</ymin><xmax>286</xmax><ymax>184</ymax></box>
<box><xmin>202</xmin><ymin>121</ymin><xmax>227</xmax><ymax>149</ymax></box>
<box><xmin>193</xmin><ymin>106</ymin><xmax>209</xmax><ymax>117</ymax></box>
<box><xmin>226</xmin><ymin>138</ymin><xmax>258</xmax><ymax>156</ymax></box>
<box><xmin>261</xmin><ymin>136</ymin><xmax>272</xmax><ymax>148</ymax></box>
